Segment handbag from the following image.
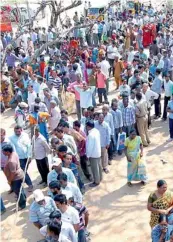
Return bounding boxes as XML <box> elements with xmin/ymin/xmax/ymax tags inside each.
<box><xmin>116</xmin><ymin>132</ymin><xmax>126</xmax><ymax>151</ymax></box>
<box><xmin>61</xmin><ymin>87</ymin><xmax>76</xmax><ymax>115</ymax></box>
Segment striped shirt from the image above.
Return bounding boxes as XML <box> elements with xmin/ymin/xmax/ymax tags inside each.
<box><xmin>121</xmin><ymin>105</ymin><xmax>136</xmax><ymax>127</ymax></box>
<box><xmin>49</xmin><ymin>76</ymin><xmax>62</xmax><ymax>90</ymax></box>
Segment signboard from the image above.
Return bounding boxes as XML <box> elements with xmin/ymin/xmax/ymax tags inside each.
<box><xmin>0</xmin><ymin>5</ymin><xmax>12</xmax><ymax>32</ymax></box>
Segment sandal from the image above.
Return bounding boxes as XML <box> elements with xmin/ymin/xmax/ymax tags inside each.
<box><xmin>103</xmin><ymin>168</ymin><xmax>109</xmax><ymax>174</ymax></box>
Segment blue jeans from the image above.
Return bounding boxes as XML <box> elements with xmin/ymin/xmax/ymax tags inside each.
<box><xmin>98</xmin><ymin>88</ymin><xmax>108</xmax><ymax>103</ymax></box>
<box><xmin>19</xmin><ymin>159</ymin><xmax>32</xmax><ymax>186</ymax></box>
<box><xmin>11</xmin><ymin>179</ymin><xmax>26</xmax><ymax>209</ymax></box>
<box><xmin>78</xmin><ymin>229</ymin><xmax>87</xmax><ymax>242</ymax></box>
<box><xmin>1</xmin><ymin>198</ymin><xmax>6</xmax><ymax>212</ymax></box>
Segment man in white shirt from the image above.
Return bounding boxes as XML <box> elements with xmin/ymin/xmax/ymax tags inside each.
<box><xmin>92</xmin><ymin>22</ymin><xmax>98</xmax><ymax>46</ymax></box>
<box><xmin>40</xmin><ymin>210</ymin><xmax>77</xmax><ymax>242</ymax></box>
<box><xmin>127</xmin><ymin>46</ymin><xmax>135</xmax><ymax>63</ymax></box>
<box><xmin>58</xmin><ymin>173</ymin><xmax>82</xmax><ymax>204</ymax></box>
<box><xmin>162</xmin><ymin>74</ymin><xmax>173</xmax><ymax>120</ymax></box>
<box><xmin>142</xmin><ymin>83</ymin><xmax>159</xmax><ymax>128</ymax></box>
<box><xmin>74</xmin><ymin>82</ymin><xmax>95</xmax><ymax>109</ymax></box>
<box><xmin>48</xmin><ymin>100</ymin><xmax>61</xmax><ymax>131</ymax></box>
<box><xmin>21</xmin><ymin>30</ymin><xmax>30</xmax><ymax>52</ymax></box>
<box><xmin>142</xmin><ymin>83</ymin><xmax>159</xmax><ymax>108</ymax></box>
<box><xmin>54</xmin><ymin>194</ymin><xmax>80</xmax><ymax>232</ymax></box>
<box><xmin>37</xmin><ymin>77</ymin><xmax>48</xmax><ymax>102</ymax></box>
<box><xmin>47</xmin><ymin>81</ymin><xmax>58</xmax><ymax>98</ymax></box>
<box><xmin>28</xmin><ymin>84</ymin><xmax>37</xmax><ymax>110</ymax></box>
<box><xmin>107</xmin><ymin>41</ymin><xmax>119</xmax><ymax>76</ymax></box>
<box><xmin>86</xmin><ymin>120</ymin><xmax>102</xmax><ymax>187</ymax></box>
<box><xmin>32</xmin><ymin>126</ymin><xmax>51</xmax><ymax>185</ymax></box>
<box><xmin>99</xmin><ymin>56</ymin><xmax>110</xmax><ymax>92</ymax></box>
<box><xmin>119</xmin><ymin>78</ymin><xmax>131</xmax><ymax>97</ymax></box>
<box><xmin>157</xmin><ymin>53</ymin><xmax>164</xmax><ymax>70</ymax></box>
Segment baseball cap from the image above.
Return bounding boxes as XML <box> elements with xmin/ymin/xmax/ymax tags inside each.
<box><xmin>33</xmin><ymin>189</ymin><xmax>44</xmax><ymax>202</ymax></box>
<box><xmin>52</xmin><ymin>157</ymin><xmax>62</xmax><ymax>168</ymax></box>
<box><xmin>18</xmin><ymin>102</ymin><xmax>28</xmax><ymax>108</ymax></box>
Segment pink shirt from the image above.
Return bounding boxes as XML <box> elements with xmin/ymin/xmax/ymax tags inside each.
<box><xmin>96</xmin><ymin>72</ymin><xmax>106</xmax><ymax>88</ymax></box>
<box><xmin>67</xmin><ymin>81</ymin><xmax>81</xmax><ymax>101</ymax></box>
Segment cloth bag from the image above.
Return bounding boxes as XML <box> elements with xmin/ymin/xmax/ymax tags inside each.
<box><xmin>116</xmin><ymin>132</ymin><xmax>126</xmax><ymax>150</ymax></box>
<box><xmin>61</xmin><ymin>88</ymin><xmax>76</xmax><ymax>115</ymax></box>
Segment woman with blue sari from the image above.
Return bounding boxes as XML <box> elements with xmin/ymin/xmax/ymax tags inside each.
<box><xmin>152</xmin><ymin>214</ymin><xmax>173</xmax><ymax>242</ymax></box>
<box><xmin>124</xmin><ymin>128</ymin><xmax>148</xmax><ymax>187</ymax></box>
<box><xmin>29</xmin><ymin>104</ymin><xmax>49</xmax><ymax>142</ymax></box>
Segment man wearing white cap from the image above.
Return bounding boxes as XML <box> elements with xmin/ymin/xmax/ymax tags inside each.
<box><xmin>29</xmin><ymin>189</ymin><xmax>57</xmax><ymax>229</ymax></box>
<box><xmin>47</xmin><ymin>158</ymin><xmax>77</xmax><ymax>186</ymax></box>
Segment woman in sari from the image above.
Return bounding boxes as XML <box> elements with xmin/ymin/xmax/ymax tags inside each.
<box><xmin>1</xmin><ymin>74</ymin><xmax>13</xmax><ymax>108</ymax></box>
<box><xmin>151</xmin><ymin>214</ymin><xmax>173</xmax><ymax>242</ymax></box>
<box><xmin>124</xmin><ymin>128</ymin><xmax>148</xmax><ymax>187</ymax></box>
<box><xmin>147</xmin><ymin>180</ymin><xmax>173</xmax><ymax>228</ymax></box>
<box><xmin>124</xmin><ymin>27</ymin><xmax>131</xmax><ymax>50</ymax></box>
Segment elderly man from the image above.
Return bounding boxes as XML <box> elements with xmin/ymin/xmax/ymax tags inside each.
<box><xmin>86</xmin><ymin>120</ymin><xmax>102</xmax><ymax>187</ymax></box>
<box><xmin>9</xmin><ymin>125</ymin><xmax>33</xmax><ymax>192</ymax></box>
<box><xmin>95</xmin><ymin>113</ymin><xmax>110</xmax><ymax>174</ymax></box>
<box><xmin>29</xmin><ymin>189</ymin><xmax>57</xmax><ymax>229</ymax></box>
<box><xmin>47</xmin><ymin>157</ymin><xmax>77</xmax><ymax>186</ymax></box>
<box><xmin>48</xmin><ymin>100</ymin><xmax>61</xmax><ymax>131</ymax></box>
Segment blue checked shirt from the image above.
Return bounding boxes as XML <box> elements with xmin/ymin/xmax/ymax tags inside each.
<box><xmin>121</xmin><ymin>105</ymin><xmax>136</xmax><ymax>127</ymax></box>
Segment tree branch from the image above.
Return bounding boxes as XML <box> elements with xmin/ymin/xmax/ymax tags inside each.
<box><xmin>56</xmin><ymin>0</ymin><xmax>82</xmax><ymax>15</ymax></box>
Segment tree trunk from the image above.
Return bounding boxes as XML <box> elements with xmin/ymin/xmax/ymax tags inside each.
<box><xmin>53</xmin><ymin>14</ymin><xmax>58</xmax><ymax>27</ymax></box>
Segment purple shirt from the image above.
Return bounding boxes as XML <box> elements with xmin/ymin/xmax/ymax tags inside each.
<box><xmin>6</xmin><ymin>53</ymin><xmax>19</xmax><ymax>67</ymax></box>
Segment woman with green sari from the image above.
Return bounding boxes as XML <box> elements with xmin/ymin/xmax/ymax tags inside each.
<box><xmin>147</xmin><ymin>180</ymin><xmax>173</xmax><ymax>228</ymax></box>
<box><xmin>124</xmin><ymin>128</ymin><xmax>148</xmax><ymax>187</ymax></box>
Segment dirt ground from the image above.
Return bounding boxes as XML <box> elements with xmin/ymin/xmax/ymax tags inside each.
<box><xmin>1</xmin><ymin>84</ymin><xmax>173</xmax><ymax>242</ymax></box>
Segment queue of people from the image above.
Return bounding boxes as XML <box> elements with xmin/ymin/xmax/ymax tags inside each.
<box><xmin>1</xmin><ymin>2</ymin><xmax>173</xmax><ymax>242</ymax></box>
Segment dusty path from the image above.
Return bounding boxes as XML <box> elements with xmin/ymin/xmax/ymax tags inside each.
<box><xmin>1</xmin><ymin>82</ymin><xmax>173</xmax><ymax>242</ymax></box>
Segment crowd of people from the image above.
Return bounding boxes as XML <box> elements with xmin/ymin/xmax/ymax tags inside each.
<box><xmin>1</xmin><ymin>2</ymin><xmax>173</xmax><ymax>242</ymax></box>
